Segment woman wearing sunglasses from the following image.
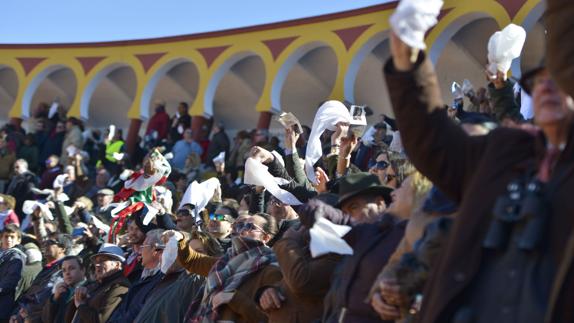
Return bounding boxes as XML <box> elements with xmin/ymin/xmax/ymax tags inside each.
<box><xmin>176</xmin><ymin>212</ymin><xmax>281</xmax><ymax>322</ymax></box>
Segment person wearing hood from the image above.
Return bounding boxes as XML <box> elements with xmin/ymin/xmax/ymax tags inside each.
<box><xmin>0</xmin><ymin>195</ymin><xmax>20</xmax><ymax>230</ymax></box>
<box><xmin>176</xmin><ymin>212</ymin><xmax>282</xmax><ymax>322</ymax></box>
<box><xmin>108</xmin><ymin>229</ymin><xmax>165</xmax><ymax>323</ymax></box>
<box><xmin>42</xmin><ymin>255</ymin><xmax>87</xmax><ymax>323</ymax></box>
<box><xmin>0</xmin><ymin>224</ymin><xmax>25</xmax><ymax>322</ymax></box>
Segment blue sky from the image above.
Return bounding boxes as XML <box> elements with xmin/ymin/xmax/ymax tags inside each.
<box><xmin>2</xmin><ymin>0</ymin><xmax>391</xmax><ymax>44</ymax></box>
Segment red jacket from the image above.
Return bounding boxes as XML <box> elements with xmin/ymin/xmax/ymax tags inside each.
<box><xmin>146</xmin><ymin>111</ymin><xmax>170</xmax><ymax>140</ymax></box>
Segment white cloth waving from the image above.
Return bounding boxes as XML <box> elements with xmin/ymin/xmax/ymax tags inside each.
<box><xmin>304</xmin><ymin>100</ymin><xmax>351</xmax><ymax>184</ymax></box>
<box><xmin>390</xmin><ymin>0</ymin><xmax>444</xmax><ymax>50</ymax></box>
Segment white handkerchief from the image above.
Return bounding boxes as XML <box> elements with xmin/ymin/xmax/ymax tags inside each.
<box><xmin>451</xmin><ymin>82</ymin><xmax>463</xmax><ymax>100</ymax></box>
<box><xmin>462</xmin><ymin>79</ymin><xmax>474</xmax><ymax>96</ymax></box>
<box><xmin>108</xmin><ymin>125</ymin><xmax>116</xmax><ymax>142</ymax></box>
<box><xmin>164</xmin><ymin>152</ymin><xmax>174</xmax><ymax>160</ymax></box>
<box><xmin>305</xmin><ymin>101</ymin><xmax>351</xmax><ymax>184</ymax></box>
<box><xmin>272</xmin><ymin>151</ymin><xmax>284</xmax><ymax>167</ymax></box>
<box><xmin>142</xmin><ymin>204</ymin><xmax>159</xmax><ymax>225</ymax></box>
<box><xmin>48</xmin><ymin>101</ymin><xmax>59</xmax><ymax>119</ymax></box>
<box><xmin>113</xmin><ymin>152</ymin><xmax>125</xmax><ymax>161</ymax></box>
<box><xmin>309</xmin><ymin>217</ymin><xmax>353</xmax><ymax>258</ymax></box>
<box><xmin>390</xmin><ymin>0</ymin><xmax>444</xmax><ymax>50</ymax></box>
<box><xmin>213</xmin><ymin>151</ymin><xmax>226</xmax><ymax>164</ymax></box>
<box><xmin>244</xmin><ymin>158</ymin><xmax>303</xmax><ymax>206</ymax></box>
<box><xmin>53</xmin><ymin>174</ymin><xmax>69</xmax><ymax>189</ymax></box>
<box><xmin>179</xmin><ymin>178</ymin><xmax>221</xmax><ymax>220</ymax></box>
<box><xmin>487</xmin><ymin>24</ymin><xmax>526</xmax><ymax>75</ymax></box>
<box><xmin>22</xmin><ymin>200</ymin><xmax>53</xmax><ymax>220</ymax></box>
<box><xmin>161</xmin><ymin>236</ymin><xmax>179</xmax><ymax>274</ymax></box>
<box><xmin>66</xmin><ymin>145</ymin><xmax>78</xmax><ymax>157</ymax></box>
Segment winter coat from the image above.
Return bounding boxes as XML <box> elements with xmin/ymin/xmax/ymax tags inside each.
<box><xmin>5</xmin><ymin>171</ymin><xmax>37</xmax><ymax>218</ymax></box>
<box><xmin>0</xmin><ymin>149</ymin><xmax>15</xmax><ymax>181</ymax></box>
<box><xmin>133</xmin><ymin>270</ymin><xmax>205</xmax><ymax>323</ymax></box>
<box><xmin>107</xmin><ymin>270</ymin><xmax>164</xmax><ymax>323</ymax></box>
<box><xmin>385</xmin><ymin>53</ymin><xmax>574</xmax><ymax>323</ymax></box>
<box><xmin>146</xmin><ymin>110</ymin><xmax>170</xmax><ymax>140</ymax></box>
<box><xmin>323</xmin><ymin>215</ymin><xmax>405</xmax><ymax>323</ymax></box>
<box><xmin>266</xmin><ymin>235</ymin><xmax>342</xmax><ymax>323</ymax></box>
<box><xmin>64</xmin><ymin>270</ymin><xmax>130</xmax><ymax>323</ymax></box>
<box><xmin>60</xmin><ymin>126</ymin><xmax>84</xmax><ymax>166</ymax></box>
<box><xmin>206</xmin><ymin>130</ymin><xmax>231</xmax><ymax>164</ymax></box>
<box><xmin>0</xmin><ymin>248</ymin><xmax>25</xmax><ymax>320</ymax></box>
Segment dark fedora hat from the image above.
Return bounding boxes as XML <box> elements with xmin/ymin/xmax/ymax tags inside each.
<box><xmin>337</xmin><ymin>173</ymin><xmax>393</xmax><ymax>208</ymax></box>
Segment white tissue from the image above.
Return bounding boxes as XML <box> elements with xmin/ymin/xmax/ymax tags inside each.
<box><xmin>389</xmin><ymin>0</ymin><xmax>444</xmax><ymax>50</ymax></box>
<box><xmin>309</xmin><ymin>217</ymin><xmax>354</xmax><ymax>258</ymax></box>
<box><xmin>244</xmin><ymin>158</ymin><xmax>303</xmax><ymax>206</ymax></box>
<box><xmin>487</xmin><ymin>24</ymin><xmax>526</xmax><ymax>75</ymax></box>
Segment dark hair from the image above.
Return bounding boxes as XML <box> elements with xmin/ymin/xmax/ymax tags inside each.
<box><xmin>253</xmin><ymin>212</ymin><xmax>278</xmax><ymax>237</ymax></box>
<box><xmin>2</xmin><ymin>224</ymin><xmax>21</xmax><ymax>239</ymax></box>
<box><xmin>61</xmin><ymin>255</ymin><xmax>84</xmax><ymax>270</ymax></box>
<box><xmin>179</xmin><ymin>102</ymin><xmax>189</xmax><ymax>109</ymax></box>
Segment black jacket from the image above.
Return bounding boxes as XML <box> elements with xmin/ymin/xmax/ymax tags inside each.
<box><xmin>0</xmin><ymin>248</ymin><xmax>25</xmax><ymax>320</ymax></box>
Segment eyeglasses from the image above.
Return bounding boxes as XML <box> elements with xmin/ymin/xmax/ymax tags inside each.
<box><xmin>375</xmin><ymin>161</ymin><xmax>389</xmax><ymax>170</ymax></box>
<box><xmin>209</xmin><ymin>214</ymin><xmax>231</xmax><ymax>222</ymax></box>
<box><xmin>232</xmin><ymin>222</ymin><xmax>246</xmax><ymax>232</ymax></box>
<box><xmin>241</xmin><ymin>222</ymin><xmax>266</xmax><ymax>234</ymax></box>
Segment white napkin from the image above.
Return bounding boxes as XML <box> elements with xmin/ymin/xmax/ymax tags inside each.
<box><xmin>113</xmin><ymin>152</ymin><xmax>125</xmax><ymax>161</ymax></box>
<box><xmin>161</xmin><ymin>236</ymin><xmax>179</xmax><ymax>274</ymax></box>
<box><xmin>179</xmin><ymin>177</ymin><xmax>221</xmax><ymax>220</ymax></box>
<box><xmin>48</xmin><ymin>101</ymin><xmax>59</xmax><ymax>119</ymax></box>
<box><xmin>304</xmin><ymin>101</ymin><xmax>351</xmax><ymax>184</ymax></box>
<box><xmin>451</xmin><ymin>82</ymin><xmax>463</xmax><ymax>100</ymax></box>
<box><xmin>22</xmin><ymin>200</ymin><xmax>53</xmax><ymax>219</ymax></box>
<box><xmin>108</xmin><ymin>125</ymin><xmax>116</xmax><ymax>142</ymax></box>
<box><xmin>390</xmin><ymin>0</ymin><xmax>444</xmax><ymax>50</ymax></box>
<box><xmin>212</xmin><ymin>151</ymin><xmax>226</xmax><ymax>164</ymax></box>
<box><xmin>244</xmin><ymin>158</ymin><xmax>302</xmax><ymax>205</ymax></box>
<box><xmin>487</xmin><ymin>24</ymin><xmax>526</xmax><ymax>75</ymax></box>
<box><xmin>142</xmin><ymin>204</ymin><xmax>160</xmax><ymax>226</ymax></box>
<box><xmin>515</xmin><ymin>83</ymin><xmax>534</xmax><ymax>120</ymax></box>
<box><xmin>53</xmin><ymin>174</ymin><xmax>69</xmax><ymax>189</ymax></box>
<box><xmin>389</xmin><ymin>131</ymin><xmax>404</xmax><ymax>153</ymax></box>
<box><xmin>309</xmin><ymin>217</ymin><xmax>354</xmax><ymax>258</ymax></box>
<box><xmin>462</xmin><ymin>79</ymin><xmax>474</xmax><ymax>96</ymax></box>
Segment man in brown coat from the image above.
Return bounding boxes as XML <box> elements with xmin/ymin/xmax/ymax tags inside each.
<box><xmin>65</xmin><ymin>243</ymin><xmax>130</xmax><ymax>323</ymax></box>
<box><xmin>375</xmin><ymin>31</ymin><xmax>574</xmax><ymax>323</ymax></box>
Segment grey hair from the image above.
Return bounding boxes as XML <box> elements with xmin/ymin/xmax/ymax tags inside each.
<box><xmin>145</xmin><ymin>229</ymin><xmax>165</xmax><ymax>249</ymax></box>
<box><xmin>15</xmin><ymin>159</ymin><xmax>28</xmax><ymax>171</ymax></box>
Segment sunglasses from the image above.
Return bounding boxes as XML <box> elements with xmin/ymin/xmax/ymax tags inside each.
<box><xmin>375</xmin><ymin>161</ymin><xmax>389</xmax><ymax>170</ymax></box>
<box><xmin>209</xmin><ymin>214</ymin><xmax>231</xmax><ymax>222</ymax></box>
<box><xmin>241</xmin><ymin>222</ymin><xmax>266</xmax><ymax>234</ymax></box>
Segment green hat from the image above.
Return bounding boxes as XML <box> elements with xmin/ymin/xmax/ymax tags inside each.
<box><xmin>337</xmin><ymin>173</ymin><xmax>393</xmax><ymax>208</ymax></box>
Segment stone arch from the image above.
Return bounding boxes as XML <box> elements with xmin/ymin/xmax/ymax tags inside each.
<box><xmin>140</xmin><ymin>58</ymin><xmax>199</xmax><ymax>120</ymax></box>
<box><xmin>271</xmin><ymin>41</ymin><xmax>339</xmax><ymax>126</ymax></box>
<box><xmin>80</xmin><ymin>63</ymin><xmax>137</xmax><ymax>130</ymax></box>
<box><xmin>22</xmin><ymin>64</ymin><xmax>77</xmax><ymax>119</ymax></box>
<box><xmin>205</xmin><ymin>52</ymin><xmax>265</xmax><ymax>131</ymax></box>
<box><xmin>431</xmin><ymin>14</ymin><xmax>501</xmax><ymax>102</ymax></box>
<box><xmin>345</xmin><ymin>31</ymin><xmax>392</xmax><ymax>116</ymax></box>
<box><xmin>0</xmin><ymin>65</ymin><xmax>19</xmax><ymax>122</ymax></box>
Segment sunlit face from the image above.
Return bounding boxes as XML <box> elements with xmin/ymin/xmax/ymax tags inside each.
<box><xmin>62</xmin><ymin>259</ymin><xmax>85</xmax><ymax>286</ymax></box>
<box><xmin>140</xmin><ymin>237</ymin><xmax>162</xmax><ymax>269</ymax></box>
<box><xmin>93</xmin><ymin>255</ymin><xmax>122</xmax><ymax>281</ymax></box>
<box><xmin>208</xmin><ymin>209</ymin><xmax>233</xmax><ymax>239</ymax></box>
<box><xmin>532</xmin><ymin>70</ymin><xmax>573</xmax><ymax>126</ymax></box>
<box><xmin>239</xmin><ymin>215</ymin><xmax>270</xmax><ymax>243</ymax></box>
<box><xmin>97</xmin><ymin>194</ymin><xmax>113</xmax><ymax>207</ymax></box>
<box><xmin>127</xmin><ymin>221</ymin><xmax>145</xmax><ymax>246</ymax></box>
<box><xmin>43</xmin><ymin>240</ymin><xmax>65</xmax><ymax>262</ymax></box>
<box><xmin>341</xmin><ymin>194</ymin><xmax>386</xmax><ymax>225</ymax></box>
<box><xmin>1</xmin><ymin>232</ymin><xmax>21</xmax><ymax>250</ymax></box>
<box><xmin>387</xmin><ymin>175</ymin><xmax>415</xmax><ymax>220</ymax></box>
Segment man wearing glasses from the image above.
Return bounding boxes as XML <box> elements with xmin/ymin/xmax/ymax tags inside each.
<box><xmin>207</xmin><ymin>206</ymin><xmax>237</xmax><ymax>251</ymax></box>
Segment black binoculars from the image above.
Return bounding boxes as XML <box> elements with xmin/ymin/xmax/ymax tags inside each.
<box><xmin>483</xmin><ymin>178</ymin><xmax>548</xmax><ymax>251</ymax></box>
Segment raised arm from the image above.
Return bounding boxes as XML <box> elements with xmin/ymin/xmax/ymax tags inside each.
<box><xmin>386</xmin><ymin>33</ymin><xmax>487</xmax><ymax>202</ymax></box>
